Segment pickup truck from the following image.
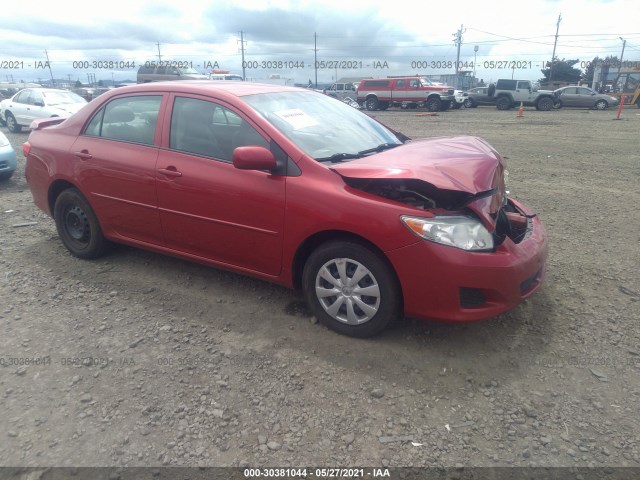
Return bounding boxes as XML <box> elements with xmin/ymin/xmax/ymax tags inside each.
<box><xmin>356</xmin><ymin>77</ymin><xmax>456</xmax><ymax>112</ymax></box>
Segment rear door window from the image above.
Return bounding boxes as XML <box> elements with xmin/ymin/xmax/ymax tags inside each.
<box><xmin>84</xmin><ymin>95</ymin><xmax>162</xmax><ymax>145</ymax></box>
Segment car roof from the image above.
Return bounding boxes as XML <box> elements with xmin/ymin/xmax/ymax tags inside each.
<box><xmin>103</xmin><ymin>81</ymin><xmax>306</xmax><ymax>99</ymax></box>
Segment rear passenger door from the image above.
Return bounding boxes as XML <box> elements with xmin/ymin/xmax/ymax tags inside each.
<box><xmin>155</xmin><ymin>95</ymin><xmax>286</xmax><ymax>275</ymax></box>
<box><xmin>70</xmin><ymin>94</ymin><xmax>165</xmax><ymax>244</ymax></box>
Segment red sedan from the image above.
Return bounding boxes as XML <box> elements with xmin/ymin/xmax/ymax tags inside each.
<box><xmin>23</xmin><ymin>81</ymin><xmax>547</xmax><ymax>337</ymax></box>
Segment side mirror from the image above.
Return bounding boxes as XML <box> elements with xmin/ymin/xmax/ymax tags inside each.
<box><xmin>233</xmin><ymin>146</ymin><xmax>277</xmax><ymax>171</ymax></box>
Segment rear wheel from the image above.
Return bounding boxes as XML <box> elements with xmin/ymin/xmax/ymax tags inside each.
<box><xmin>303</xmin><ymin>241</ymin><xmax>400</xmax><ymax>338</ymax></box>
<box><xmin>365</xmin><ymin>97</ymin><xmax>379</xmax><ymax>111</ymax></box>
<box><xmin>495</xmin><ymin>96</ymin><xmax>511</xmax><ymax>110</ymax></box>
<box><xmin>425</xmin><ymin>97</ymin><xmax>442</xmax><ymax>112</ymax></box>
<box><xmin>5</xmin><ymin>112</ymin><xmax>21</xmax><ymax>133</ymax></box>
<box><xmin>54</xmin><ymin>188</ymin><xmax>109</xmax><ymax>259</ymax></box>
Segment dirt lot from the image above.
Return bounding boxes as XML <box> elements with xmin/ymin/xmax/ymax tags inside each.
<box><xmin>0</xmin><ymin>105</ymin><xmax>639</xmax><ymax>470</ymax></box>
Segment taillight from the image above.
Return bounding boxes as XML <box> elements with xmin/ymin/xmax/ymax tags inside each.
<box><xmin>23</xmin><ymin>142</ymin><xmax>31</xmax><ymax>157</ymax></box>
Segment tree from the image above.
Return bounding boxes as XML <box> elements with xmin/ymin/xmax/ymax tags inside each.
<box><xmin>74</xmin><ymin>80</ymin><xmax>82</xmax><ymax>88</ymax></box>
<box><xmin>582</xmin><ymin>55</ymin><xmax>619</xmax><ymax>85</ymax></box>
<box><xmin>539</xmin><ymin>58</ymin><xmax>581</xmax><ymax>85</ymax></box>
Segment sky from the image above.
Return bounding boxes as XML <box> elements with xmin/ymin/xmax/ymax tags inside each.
<box><xmin>1</xmin><ymin>0</ymin><xmax>639</xmax><ymax>87</ymax></box>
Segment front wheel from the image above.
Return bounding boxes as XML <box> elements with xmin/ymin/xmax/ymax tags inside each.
<box><xmin>303</xmin><ymin>241</ymin><xmax>401</xmax><ymax>338</ymax></box>
<box><xmin>594</xmin><ymin>99</ymin><xmax>608</xmax><ymax>110</ymax></box>
<box><xmin>54</xmin><ymin>188</ymin><xmax>109</xmax><ymax>259</ymax></box>
<box><xmin>463</xmin><ymin>98</ymin><xmax>473</xmax><ymax>108</ymax></box>
<box><xmin>536</xmin><ymin>97</ymin><xmax>554</xmax><ymax>111</ymax></box>
<box><xmin>5</xmin><ymin>112</ymin><xmax>21</xmax><ymax>133</ymax></box>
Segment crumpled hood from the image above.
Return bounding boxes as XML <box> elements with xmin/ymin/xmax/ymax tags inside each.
<box><xmin>331</xmin><ymin>136</ymin><xmax>504</xmax><ymax>194</ymax></box>
<box><xmin>331</xmin><ymin>136</ymin><xmax>506</xmax><ymax>229</ymax></box>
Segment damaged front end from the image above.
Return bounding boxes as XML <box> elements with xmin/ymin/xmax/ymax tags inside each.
<box><xmin>331</xmin><ymin>136</ymin><xmax>537</xmax><ymax>251</ymax></box>
<box><xmin>340</xmin><ymin>174</ymin><xmax>534</xmax><ymax>251</ymax></box>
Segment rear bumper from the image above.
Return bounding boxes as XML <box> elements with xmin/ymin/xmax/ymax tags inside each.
<box><xmin>387</xmin><ymin>209</ymin><xmax>548</xmax><ymax>323</ymax></box>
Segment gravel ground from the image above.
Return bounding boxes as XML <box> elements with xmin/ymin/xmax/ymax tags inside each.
<box><xmin>0</xmin><ymin>105</ymin><xmax>639</xmax><ymax>469</ymax></box>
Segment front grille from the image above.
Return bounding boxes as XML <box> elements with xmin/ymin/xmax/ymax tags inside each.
<box><xmin>460</xmin><ymin>287</ymin><xmax>487</xmax><ymax>308</ymax></box>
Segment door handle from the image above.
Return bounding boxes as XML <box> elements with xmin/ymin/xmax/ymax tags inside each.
<box><xmin>74</xmin><ymin>150</ymin><xmax>93</xmax><ymax>160</ymax></box>
<box><xmin>158</xmin><ymin>167</ymin><xmax>182</xmax><ymax>178</ymax></box>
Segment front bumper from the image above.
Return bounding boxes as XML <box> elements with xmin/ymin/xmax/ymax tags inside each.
<box><xmin>387</xmin><ymin>202</ymin><xmax>548</xmax><ymax>322</ymax></box>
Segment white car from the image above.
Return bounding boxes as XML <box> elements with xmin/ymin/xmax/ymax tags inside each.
<box><xmin>453</xmin><ymin>90</ymin><xmax>469</xmax><ymax>109</ymax></box>
<box><xmin>0</xmin><ymin>88</ymin><xmax>87</xmax><ymax>132</ymax></box>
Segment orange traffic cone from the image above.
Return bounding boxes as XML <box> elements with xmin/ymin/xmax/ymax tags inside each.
<box><xmin>516</xmin><ymin>102</ymin><xmax>524</xmax><ymax>118</ymax></box>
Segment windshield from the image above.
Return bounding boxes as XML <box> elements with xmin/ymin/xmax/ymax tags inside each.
<box><xmin>420</xmin><ymin>78</ymin><xmax>434</xmax><ymax>86</ymax></box>
<box><xmin>42</xmin><ymin>91</ymin><xmax>86</xmax><ymax>105</ymax></box>
<box><xmin>243</xmin><ymin>91</ymin><xmax>402</xmax><ymax>161</ymax></box>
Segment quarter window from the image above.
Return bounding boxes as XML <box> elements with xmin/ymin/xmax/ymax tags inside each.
<box><xmin>83</xmin><ymin>95</ymin><xmax>162</xmax><ymax>145</ymax></box>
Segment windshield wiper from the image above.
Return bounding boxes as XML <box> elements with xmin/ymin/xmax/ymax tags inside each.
<box><xmin>316</xmin><ymin>152</ymin><xmax>362</xmax><ymax>163</ymax></box>
<box><xmin>357</xmin><ymin>143</ymin><xmax>401</xmax><ymax>156</ymax></box>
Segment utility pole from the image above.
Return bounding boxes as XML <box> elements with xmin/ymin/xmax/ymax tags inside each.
<box><xmin>314</xmin><ymin>32</ymin><xmax>318</xmax><ymax>89</ymax></box>
<box><xmin>549</xmin><ymin>13</ymin><xmax>561</xmax><ymax>84</ymax></box>
<box><xmin>452</xmin><ymin>25</ymin><xmax>464</xmax><ymax>89</ymax></box>
<box><xmin>473</xmin><ymin>45</ymin><xmax>479</xmax><ymax>82</ymax></box>
<box><xmin>239</xmin><ymin>31</ymin><xmax>247</xmax><ymax>80</ymax></box>
<box><xmin>156</xmin><ymin>42</ymin><xmax>162</xmax><ymax>63</ymax></box>
<box><xmin>44</xmin><ymin>50</ymin><xmax>55</xmax><ymax>86</ymax></box>
<box><xmin>619</xmin><ymin>37</ymin><xmax>626</xmax><ymax>72</ymax></box>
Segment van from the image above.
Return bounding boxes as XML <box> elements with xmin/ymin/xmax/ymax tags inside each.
<box><xmin>136</xmin><ymin>63</ymin><xmax>209</xmax><ymax>83</ymax></box>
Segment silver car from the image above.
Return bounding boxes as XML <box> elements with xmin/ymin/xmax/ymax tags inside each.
<box><xmin>554</xmin><ymin>86</ymin><xmax>619</xmax><ymax>110</ymax></box>
<box><xmin>0</xmin><ymin>131</ymin><xmax>17</xmax><ymax>180</ymax></box>
<box><xmin>0</xmin><ymin>88</ymin><xmax>87</xmax><ymax>132</ymax></box>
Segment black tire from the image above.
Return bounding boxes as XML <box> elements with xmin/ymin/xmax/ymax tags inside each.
<box><xmin>594</xmin><ymin>99</ymin><xmax>608</xmax><ymax>110</ymax></box>
<box><xmin>5</xmin><ymin>112</ymin><xmax>21</xmax><ymax>133</ymax></box>
<box><xmin>495</xmin><ymin>96</ymin><xmax>512</xmax><ymax>110</ymax></box>
<box><xmin>378</xmin><ymin>101</ymin><xmax>390</xmax><ymax>111</ymax></box>
<box><xmin>302</xmin><ymin>241</ymin><xmax>401</xmax><ymax>338</ymax></box>
<box><xmin>425</xmin><ymin>96</ymin><xmax>442</xmax><ymax>112</ymax></box>
<box><xmin>365</xmin><ymin>97</ymin><xmax>379</xmax><ymax>111</ymax></box>
<box><xmin>487</xmin><ymin>83</ymin><xmax>496</xmax><ymax>98</ymax></box>
<box><xmin>0</xmin><ymin>171</ymin><xmax>14</xmax><ymax>181</ymax></box>
<box><xmin>463</xmin><ymin>98</ymin><xmax>473</xmax><ymax>108</ymax></box>
<box><xmin>536</xmin><ymin>97</ymin><xmax>554</xmax><ymax>111</ymax></box>
<box><xmin>451</xmin><ymin>102</ymin><xmax>462</xmax><ymax>109</ymax></box>
<box><xmin>54</xmin><ymin>188</ymin><xmax>108</xmax><ymax>259</ymax></box>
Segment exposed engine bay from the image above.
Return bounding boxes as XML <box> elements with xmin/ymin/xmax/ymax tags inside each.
<box><xmin>344</xmin><ymin>177</ymin><xmax>532</xmax><ymax>245</ymax></box>
<box><xmin>343</xmin><ymin>178</ymin><xmax>473</xmax><ymax>210</ymax></box>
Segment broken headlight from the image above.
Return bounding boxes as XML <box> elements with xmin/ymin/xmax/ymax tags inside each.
<box><xmin>401</xmin><ymin>215</ymin><xmax>494</xmax><ymax>251</ymax></box>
